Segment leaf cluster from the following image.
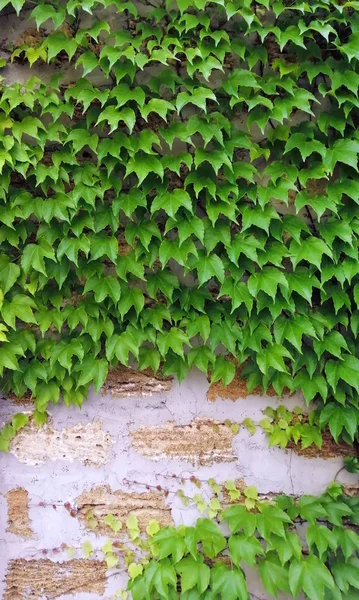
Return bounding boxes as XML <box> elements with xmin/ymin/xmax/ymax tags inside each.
<box><xmin>127</xmin><ymin>484</ymin><xmax>359</xmax><ymax>600</ymax></box>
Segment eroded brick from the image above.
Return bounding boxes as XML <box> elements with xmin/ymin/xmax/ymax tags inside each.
<box><xmin>75</xmin><ymin>484</ymin><xmax>172</xmax><ymax>534</ymax></box>
<box><xmin>207</xmin><ymin>363</ymin><xmax>278</xmax><ymax>402</ymax></box>
<box><xmin>102</xmin><ymin>365</ymin><xmax>173</xmax><ymax>397</ymax></box>
<box><xmin>9</xmin><ymin>417</ymin><xmax>112</xmax><ymax>467</ymax></box>
<box><xmin>4</xmin><ymin>559</ymin><xmax>107</xmax><ymax>599</ymax></box>
<box><xmin>5</xmin><ymin>488</ymin><xmax>33</xmax><ymax>538</ymax></box>
<box><xmin>131</xmin><ymin>417</ymin><xmax>237</xmax><ymax>465</ymax></box>
<box><xmin>287</xmin><ymin>427</ymin><xmax>356</xmax><ymax>459</ymax></box>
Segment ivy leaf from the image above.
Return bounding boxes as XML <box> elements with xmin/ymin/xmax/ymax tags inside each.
<box><xmin>2</xmin><ymin>295</ymin><xmax>37</xmax><ymax>329</ymax></box>
<box><xmin>0</xmin><ymin>256</ymin><xmax>20</xmax><ymax>293</ymax></box>
<box><xmin>187</xmin><ymin>346</ymin><xmax>213</xmax><ymax>373</ymax></box>
<box><xmin>219</xmin><ymin>280</ymin><xmax>253</xmax><ymax>313</ymax></box>
<box><xmin>125</xmin><ymin>154</ymin><xmax>164</xmax><ymax>184</ymax></box>
<box><xmin>229</xmin><ymin>533</ymin><xmax>264</xmax><ymax>568</ymax></box>
<box><xmin>212</xmin><ymin>563</ymin><xmax>248</xmax><ymax>600</ymax></box>
<box><xmin>175</xmin><ymin>557</ymin><xmax>210</xmax><ymax>594</ymax></box>
<box><xmin>0</xmin><ymin>0</ymin><xmax>25</xmax><ymax>15</ymax></box>
<box><xmin>31</xmin><ymin>3</ymin><xmax>66</xmax><ymax>29</ymax></box>
<box><xmin>284</xmin><ymin>133</ymin><xmax>326</xmax><ymax>161</ymax></box>
<box><xmin>259</xmin><ymin>556</ymin><xmax>290</xmax><ymax>597</ymax></box>
<box><xmin>106</xmin><ymin>330</ymin><xmax>139</xmax><ymax>365</ymax></box>
<box><xmin>151</xmin><ymin>189</ymin><xmax>193</xmax><ymax>218</ymax></box>
<box><xmin>46</xmin><ymin>32</ymin><xmax>78</xmax><ymax>62</ymax></box>
<box><xmin>195</xmin><ymin>519</ymin><xmax>226</xmax><ymax>558</ymax></box>
<box><xmin>326</xmin><ymin>139</ymin><xmax>359</xmax><ymax>174</ymax></box>
<box><xmin>21</xmin><ymin>242</ymin><xmax>56</xmax><ymax>276</ymax></box>
<box><xmin>12</xmin><ymin>413</ymin><xmax>28</xmax><ymax>431</ymax></box>
<box><xmin>157</xmin><ymin>328</ymin><xmax>190</xmax><ymax>359</ymax></box>
<box><xmin>248</xmin><ymin>267</ymin><xmax>288</xmax><ymax>301</ymax></box>
<box><xmin>187</xmin><ymin>315</ymin><xmax>210</xmax><ymax>342</ymax></box>
<box><xmin>257</xmin><ymin>344</ymin><xmax>292</xmax><ymax>374</ymax></box>
<box><xmin>210</xmin><ymin>356</ymin><xmax>236</xmax><ymax>386</ymax></box>
<box><xmin>117</xmin><ymin>287</ymin><xmax>144</xmax><ymax>319</ymax></box>
<box><xmin>290</xmin><ymin>238</ymin><xmax>332</xmax><ymax>270</ymax></box>
<box><xmin>50</xmin><ymin>339</ymin><xmax>84</xmax><ymax>372</ymax></box>
<box><xmin>319</xmin><ymin>402</ymin><xmax>358</xmax><ymax>442</ymax></box>
<box><xmin>90</xmin><ymin>234</ymin><xmax>118</xmax><ymax>263</ymax></box>
<box><xmin>176</xmin><ymin>88</ymin><xmax>217</xmax><ymax>112</ymax></box>
<box><xmin>82</xmin><ymin>541</ymin><xmax>94</xmax><ymax>559</ymax></box>
<box><xmin>196</xmin><ymin>253</ymin><xmax>225</xmax><ymax>286</ymax></box>
<box><xmin>289</xmin><ymin>555</ymin><xmax>334</xmax><ymax>600</ymax></box>
<box><xmin>77</xmin><ymin>358</ymin><xmax>108</xmax><ymax>392</ymax></box>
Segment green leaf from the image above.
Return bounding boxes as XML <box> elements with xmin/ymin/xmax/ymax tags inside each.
<box><xmin>46</xmin><ymin>32</ymin><xmax>78</xmax><ymax>62</ymax></box>
<box><xmin>290</xmin><ymin>238</ymin><xmax>332</xmax><ymax>270</ymax></box>
<box><xmin>151</xmin><ymin>189</ymin><xmax>193</xmax><ymax>218</ymax></box>
<box><xmin>212</xmin><ymin>563</ymin><xmax>248</xmax><ymax>600</ymax></box>
<box><xmin>210</xmin><ymin>356</ymin><xmax>236</xmax><ymax>386</ymax></box>
<box><xmin>229</xmin><ymin>533</ymin><xmax>264</xmax><ymax>567</ymax></box>
<box><xmin>21</xmin><ymin>242</ymin><xmax>56</xmax><ymax>276</ymax></box>
<box><xmin>12</xmin><ymin>413</ymin><xmax>28</xmax><ymax>431</ymax></box>
<box><xmin>176</xmin><ymin>557</ymin><xmax>210</xmax><ymax>594</ymax></box>
<box><xmin>125</xmin><ymin>154</ymin><xmax>164</xmax><ymax>184</ymax></box>
<box><xmin>195</xmin><ymin>519</ymin><xmax>226</xmax><ymax>558</ymax></box>
<box><xmin>259</xmin><ymin>557</ymin><xmax>290</xmax><ymax>597</ymax></box>
<box><xmin>0</xmin><ymin>256</ymin><xmax>20</xmax><ymax>294</ymax></box>
<box><xmin>248</xmin><ymin>267</ymin><xmax>288</xmax><ymax>301</ymax></box>
<box><xmin>157</xmin><ymin>328</ymin><xmax>190</xmax><ymax>359</ymax></box>
<box><xmin>2</xmin><ymin>295</ymin><xmax>36</xmax><ymax>329</ymax></box>
<box><xmin>82</xmin><ymin>541</ymin><xmax>94</xmax><ymax>559</ymax></box>
<box><xmin>77</xmin><ymin>358</ymin><xmax>108</xmax><ymax>392</ymax></box>
<box><xmin>196</xmin><ymin>254</ymin><xmax>225</xmax><ymax>286</ymax></box>
<box><xmin>289</xmin><ymin>555</ymin><xmax>334</xmax><ymax>600</ymax></box>
<box><xmin>0</xmin><ymin>0</ymin><xmax>25</xmax><ymax>15</ymax></box>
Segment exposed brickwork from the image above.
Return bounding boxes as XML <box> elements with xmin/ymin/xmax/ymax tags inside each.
<box><xmin>4</xmin><ymin>559</ymin><xmax>107</xmax><ymax>599</ymax></box>
<box><xmin>9</xmin><ymin>417</ymin><xmax>112</xmax><ymax>467</ymax></box>
<box><xmin>222</xmin><ymin>479</ymin><xmax>247</xmax><ymax>505</ymax></box>
<box><xmin>287</xmin><ymin>427</ymin><xmax>356</xmax><ymax>459</ymax></box>
<box><xmin>102</xmin><ymin>365</ymin><xmax>173</xmax><ymax>397</ymax></box>
<box><xmin>343</xmin><ymin>484</ymin><xmax>359</xmax><ymax>497</ymax></box>
<box><xmin>207</xmin><ymin>363</ymin><xmax>278</xmax><ymax>402</ymax></box>
<box><xmin>75</xmin><ymin>484</ymin><xmax>172</xmax><ymax>534</ymax></box>
<box><xmin>131</xmin><ymin>417</ymin><xmax>238</xmax><ymax>465</ymax></box>
<box><xmin>5</xmin><ymin>488</ymin><xmax>33</xmax><ymax>538</ymax></box>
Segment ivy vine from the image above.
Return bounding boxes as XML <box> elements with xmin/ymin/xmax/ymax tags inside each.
<box><xmin>0</xmin><ymin>0</ymin><xmax>358</xmax><ymax>445</ymax></box>
<box><xmin>67</xmin><ymin>482</ymin><xmax>359</xmax><ymax>600</ymax></box>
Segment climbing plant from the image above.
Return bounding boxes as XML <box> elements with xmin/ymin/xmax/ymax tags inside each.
<box><xmin>0</xmin><ymin>0</ymin><xmax>358</xmax><ymax>445</ymax></box>
<box><xmin>127</xmin><ymin>484</ymin><xmax>359</xmax><ymax>600</ymax></box>
<box><xmin>68</xmin><ymin>482</ymin><xmax>359</xmax><ymax>599</ymax></box>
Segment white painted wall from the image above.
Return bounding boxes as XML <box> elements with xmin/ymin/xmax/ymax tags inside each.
<box><xmin>1</xmin><ymin>369</ymin><xmax>357</xmax><ymax>599</ymax></box>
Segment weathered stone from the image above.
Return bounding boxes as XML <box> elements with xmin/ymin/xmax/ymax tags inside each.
<box><xmin>5</xmin><ymin>488</ymin><xmax>33</xmax><ymax>538</ymax></box>
<box><xmin>131</xmin><ymin>417</ymin><xmax>238</xmax><ymax>465</ymax></box>
<box><xmin>9</xmin><ymin>417</ymin><xmax>112</xmax><ymax>467</ymax></box>
<box><xmin>4</xmin><ymin>559</ymin><xmax>107</xmax><ymax>599</ymax></box>
<box><xmin>75</xmin><ymin>484</ymin><xmax>172</xmax><ymax>534</ymax></box>
<box><xmin>102</xmin><ymin>365</ymin><xmax>173</xmax><ymax>397</ymax></box>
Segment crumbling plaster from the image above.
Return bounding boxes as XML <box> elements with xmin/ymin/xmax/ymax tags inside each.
<box><xmin>1</xmin><ymin>369</ymin><xmax>358</xmax><ymax>599</ymax></box>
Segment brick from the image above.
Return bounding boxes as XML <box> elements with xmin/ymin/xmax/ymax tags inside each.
<box><xmin>4</xmin><ymin>559</ymin><xmax>107</xmax><ymax>599</ymax></box>
<box><xmin>75</xmin><ymin>484</ymin><xmax>172</xmax><ymax>534</ymax></box>
<box><xmin>5</xmin><ymin>488</ymin><xmax>33</xmax><ymax>538</ymax></box>
<box><xmin>9</xmin><ymin>417</ymin><xmax>112</xmax><ymax>467</ymax></box>
<box><xmin>102</xmin><ymin>365</ymin><xmax>173</xmax><ymax>397</ymax></box>
<box><xmin>131</xmin><ymin>417</ymin><xmax>237</xmax><ymax>465</ymax></box>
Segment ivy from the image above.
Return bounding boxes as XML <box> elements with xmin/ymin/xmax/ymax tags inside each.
<box><xmin>122</xmin><ymin>483</ymin><xmax>359</xmax><ymax>600</ymax></box>
<box><xmin>0</xmin><ymin>0</ymin><xmax>358</xmax><ymax>449</ymax></box>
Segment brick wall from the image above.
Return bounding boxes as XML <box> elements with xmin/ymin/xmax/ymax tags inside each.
<box><xmin>1</xmin><ymin>368</ymin><xmax>358</xmax><ymax>599</ymax></box>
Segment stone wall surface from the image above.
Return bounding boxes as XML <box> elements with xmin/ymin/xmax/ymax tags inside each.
<box><xmin>1</xmin><ymin>368</ymin><xmax>358</xmax><ymax>599</ymax></box>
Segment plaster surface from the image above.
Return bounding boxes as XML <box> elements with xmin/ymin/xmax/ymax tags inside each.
<box><xmin>1</xmin><ymin>369</ymin><xmax>357</xmax><ymax>599</ymax></box>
